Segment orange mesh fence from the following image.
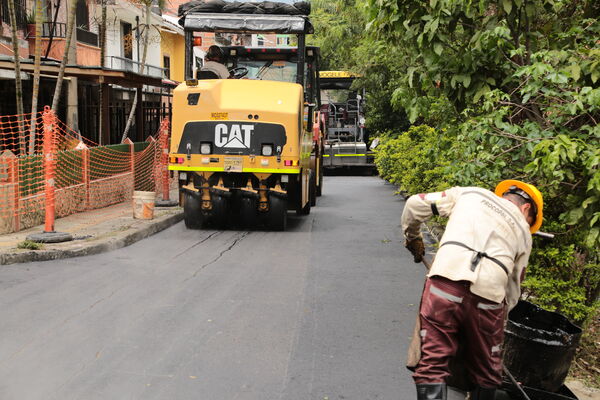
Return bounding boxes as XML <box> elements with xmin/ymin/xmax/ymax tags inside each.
<box><xmin>0</xmin><ymin>106</ymin><xmax>174</xmax><ymax>235</ymax></box>
<box><xmin>0</xmin><ymin>112</ymin><xmax>44</xmax><ymax>155</ymax></box>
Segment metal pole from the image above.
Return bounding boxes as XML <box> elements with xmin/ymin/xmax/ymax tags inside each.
<box><xmin>297</xmin><ymin>34</ymin><xmax>305</xmax><ymax>87</ymax></box>
<box><xmin>503</xmin><ymin>365</ymin><xmax>532</xmax><ymax>400</ymax></box>
<box><xmin>135</xmin><ymin>15</ymin><xmax>140</xmax><ymax>64</ymax></box>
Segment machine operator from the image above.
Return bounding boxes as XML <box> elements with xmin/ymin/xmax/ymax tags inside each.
<box><xmin>200</xmin><ymin>45</ymin><xmax>230</xmax><ymax>79</ymax></box>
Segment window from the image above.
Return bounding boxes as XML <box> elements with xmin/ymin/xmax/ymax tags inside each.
<box><xmin>163</xmin><ymin>56</ymin><xmax>171</xmax><ymax>79</ymax></box>
<box><xmin>234</xmin><ymin>59</ymin><xmax>297</xmax><ymax>83</ymax></box>
<box><xmin>75</xmin><ymin>1</ymin><xmax>98</xmax><ymax>46</ymax></box>
<box><xmin>75</xmin><ymin>0</ymin><xmax>89</xmax><ymax>31</ymax></box>
<box><xmin>122</xmin><ymin>22</ymin><xmax>133</xmax><ymax>60</ymax></box>
<box><xmin>257</xmin><ymin>34</ymin><xmax>264</xmax><ymax>46</ymax></box>
<box><xmin>276</xmin><ymin>35</ymin><xmax>291</xmax><ymax>47</ymax></box>
<box><xmin>1</xmin><ymin>0</ymin><xmax>26</xmax><ymax>27</ymax></box>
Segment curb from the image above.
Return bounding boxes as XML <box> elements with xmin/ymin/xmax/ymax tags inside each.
<box><xmin>0</xmin><ymin>212</ymin><xmax>183</xmax><ymax>266</ymax></box>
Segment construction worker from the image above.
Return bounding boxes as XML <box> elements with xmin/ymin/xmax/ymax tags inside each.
<box><xmin>401</xmin><ymin>180</ymin><xmax>543</xmax><ymax>400</ymax></box>
<box><xmin>200</xmin><ymin>45</ymin><xmax>230</xmax><ymax>79</ymax></box>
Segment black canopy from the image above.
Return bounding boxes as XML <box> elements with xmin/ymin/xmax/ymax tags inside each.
<box><xmin>178</xmin><ymin>1</ymin><xmax>311</xmax><ymax>17</ymax></box>
<box><xmin>181</xmin><ymin>13</ymin><xmax>313</xmax><ymax>34</ymax></box>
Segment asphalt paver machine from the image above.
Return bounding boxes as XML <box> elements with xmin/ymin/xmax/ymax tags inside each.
<box><xmin>319</xmin><ymin>71</ymin><xmax>374</xmax><ymax>171</ymax></box>
<box><xmin>169</xmin><ymin>2</ymin><xmax>323</xmax><ymax>230</ymax></box>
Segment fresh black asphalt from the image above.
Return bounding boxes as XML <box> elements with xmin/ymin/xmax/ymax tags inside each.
<box><xmin>0</xmin><ymin>176</ymin><xmax>427</xmax><ymax>400</ymax></box>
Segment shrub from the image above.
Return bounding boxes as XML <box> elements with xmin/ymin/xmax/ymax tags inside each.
<box><xmin>374</xmin><ymin>125</ymin><xmax>455</xmax><ymax>194</ymax></box>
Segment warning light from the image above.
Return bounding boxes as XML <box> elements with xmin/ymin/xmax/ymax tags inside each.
<box><xmin>193</xmin><ymin>37</ymin><xmax>203</xmax><ymax>47</ymax></box>
<box><xmin>284</xmin><ymin>160</ymin><xmax>293</xmax><ymax>166</ymax></box>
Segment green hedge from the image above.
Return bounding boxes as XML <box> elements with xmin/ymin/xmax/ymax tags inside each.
<box><xmin>374</xmin><ymin>125</ymin><xmax>455</xmax><ymax>194</ymax></box>
<box><xmin>375</xmin><ymin>125</ymin><xmax>599</xmax><ymax>324</ymax></box>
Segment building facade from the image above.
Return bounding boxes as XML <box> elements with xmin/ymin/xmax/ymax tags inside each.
<box><xmin>0</xmin><ymin>0</ymin><xmax>169</xmax><ymax>145</ymax></box>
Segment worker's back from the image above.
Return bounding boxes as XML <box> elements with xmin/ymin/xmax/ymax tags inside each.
<box><xmin>425</xmin><ymin>187</ymin><xmax>532</xmax><ymax>307</ymax></box>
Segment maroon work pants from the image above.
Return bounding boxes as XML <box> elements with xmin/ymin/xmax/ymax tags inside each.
<box><xmin>413</xmin><ymin>276</ymin><xmax>506</xmax><ymax>388</ymax></box>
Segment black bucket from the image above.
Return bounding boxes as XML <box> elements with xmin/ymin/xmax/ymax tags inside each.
<box><xmin>503</xmin><ymin>300</ymin><xmax>582</xmax><ymax>393</ymax></box>
<box><xmin>497</xmin><ymin>383</ymin><xmax>579</xmax><ymax>399</ymax></box>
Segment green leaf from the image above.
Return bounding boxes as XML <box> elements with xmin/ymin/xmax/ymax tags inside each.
<box><xmin>408</xmin><ymin>106</ymin><xmax>419</xmax><ymax>123</ymax></box>
<box><xmin>463</xmin><ymin>75</ymin><xmax>471</xmax><ymax>88</ymax></box>
<box><xmin>433</xmin><ymin>42</ymin><xmax>443</xmax><ymax>56</ymax></box>
<box><xmin>565</xmin><ymin>207</ymin><xmax>584</xmax><ymax>225</ymax></box>
<box><xmin>569</xmin><ymin>64</ymin><xmax>581</xmax><ymax>81</ymax></box>
<box><xmin>407</xmin><ymin>67</ymin><xmax>416</xmax><ymax>88</ymax></box>
<box><xmin>582</xmin><ymin>196</ymin><xmax>597</xmax><ymax>209</ymax></box>
<box><xmin>473</xmin><ymin>84</ymin><xmax>491</xmax><ymax>102</ymax></box>
<box><xmin>502</xmin><ymin>0</ymin><xmax>513</xmax><ymax>14</ymax></box>
<box><xmin>585</xmin><ymin>227</ymin><xmax>600</xmax><ymax>247</ymax></box>
<box><xmin>590</xmin><ymin>213</ymin><xmax>600</xmax><ymax>227</ymax></box>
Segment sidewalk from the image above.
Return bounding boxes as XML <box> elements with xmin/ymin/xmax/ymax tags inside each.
<box><xmin>0</xmin><ymin>196</ymin><xmax>182</xmax><ymax>266</ymax></box>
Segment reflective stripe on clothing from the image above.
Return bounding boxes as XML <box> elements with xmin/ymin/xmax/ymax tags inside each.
<box><xmin>430</xmin><ymin>284</ymin><xmax>463</xmax><ymax>303</ymax></box>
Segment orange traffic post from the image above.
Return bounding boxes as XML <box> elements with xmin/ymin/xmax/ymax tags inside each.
<box><xmin>124</xmin><ymin>138</ymin><xmax>135</xmax><ymax>190</ymax></box>
<box><xmin>81</xmin><ymin>144</ymin><xmax>90</xmax><ymax>209</ymax></box>
<box><xmin>155</xmin><ymin>118</ymin><xmax>178</xmax><ymax>207</ymax></box>
<box><xmin>42</xmin><ymin>106</ymin><xmax>56</xmax><ymax>233</ymax></box>
<box><xmin>160</xmin><ymin>118</ymin><xmax>170</xmax><ymax>202</ymax></box>
<box><xmin>11</xmin><ymin>152</ymin><xmax>20</xmax><ymax>232</ymax></box>
<box><xmin>26</xmin><ymin>106</ymin><xmax>73</xmax><ymax>243</ymax></box>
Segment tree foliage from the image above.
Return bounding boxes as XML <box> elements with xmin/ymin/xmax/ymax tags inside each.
<box><xmin>308</xmin><ymin>0</ymin><xmax>411</xmax><ymax>133</ymax></box>
<box><xmin>310</xmin><ymin>0</ymin><xmax>600</xmax><ymax>323</ymax></box>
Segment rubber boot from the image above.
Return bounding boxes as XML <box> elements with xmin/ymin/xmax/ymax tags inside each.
<box><xmin>470</xmin><ymin>386</ymin><xmax>496</xmax><ymax>400</ymax></box>
<box><xmin>416</xmin><ymin>383</ymin><xmax>447</xmax><ymax>400</ymax></box>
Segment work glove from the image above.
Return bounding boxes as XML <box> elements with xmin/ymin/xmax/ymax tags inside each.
<box><xmin>405</xmin><ymin>237</ymin><xmax>425</xmax><ymax>263</ymax></box>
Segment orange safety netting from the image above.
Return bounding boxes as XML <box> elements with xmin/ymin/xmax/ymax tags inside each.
<box><xmin>0</xmin><ymin>106</ymin><xmax>175</xmax><ymax>235</ymax></box>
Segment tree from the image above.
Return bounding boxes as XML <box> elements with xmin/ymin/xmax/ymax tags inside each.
<box><xmin>98</xmin><ymin>0</ymin><xmax>107</xmax><ymax>144</ymax></box>
<box><xmin>7</xmin><ymin>0</ymin><xmax>26</xmax><ymax>154</ymax></box>
<box><xmin>363</xmin><ymin>0</ymin><xmax>600</xmax><ymax>322</ymax></box>
<box><xmin>121</xmin><ymin>0</ymin><xmax>165</xmax><ymax>143</ymax></box>
<box><xmin>50</xmin><ymin>0</ymin><xmax>80</xmax><ymax>113</ymax></box>
<box><xmin>29</xmin><ymin>0</ymin><xmax>43</xmax><ymax>154</ymax></box>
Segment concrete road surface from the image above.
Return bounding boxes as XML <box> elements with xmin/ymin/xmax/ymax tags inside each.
<box><xmin>0</xmin><ymin>176</ymin><xmax>427</xmax><ymax>400</ymax></box>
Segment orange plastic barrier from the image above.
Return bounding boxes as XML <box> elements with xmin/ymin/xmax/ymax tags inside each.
<box><xmin>0</xmin><ymin>107</ymin><xmax>173</xmax><ymax>234</ymax></box>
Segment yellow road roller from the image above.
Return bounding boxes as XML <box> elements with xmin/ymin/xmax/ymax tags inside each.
<box><xmin>169</xmin><ymin>4</ymin><xmax>322</xmax><ymax>230</ymax></box>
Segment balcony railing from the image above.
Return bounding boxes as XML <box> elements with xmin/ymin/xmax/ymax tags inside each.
<box><xmin>105</xmin><ymin>56</ymin><xmax>167</xmax><ymax>79</ymax></box>
<box><xmin>41</xmin><ymin>22</ymin><xmax>67</xmax><ymax>38</ymax></box>
<box><xmin>76</xmin><ymin>28</ymin><xmax>98</xmax><ymax>47</ymax></box>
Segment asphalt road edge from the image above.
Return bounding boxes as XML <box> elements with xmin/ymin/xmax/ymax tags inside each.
<box><xmin>0</xmin><ymin>212</ymin><xmax>184</xmax><ymax>266</ymax></box>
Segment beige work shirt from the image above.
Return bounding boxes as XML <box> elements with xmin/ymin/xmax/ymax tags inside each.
<box><xmin>401</xmin><ymin>186</ymin><xmax>532</xmax><ymax>309</ymax></box>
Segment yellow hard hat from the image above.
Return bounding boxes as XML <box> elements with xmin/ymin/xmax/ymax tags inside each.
<box><xmin>495</xmin><ymin>180</ymin><xmax>544</xmax><ymax>233</ymax></box>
